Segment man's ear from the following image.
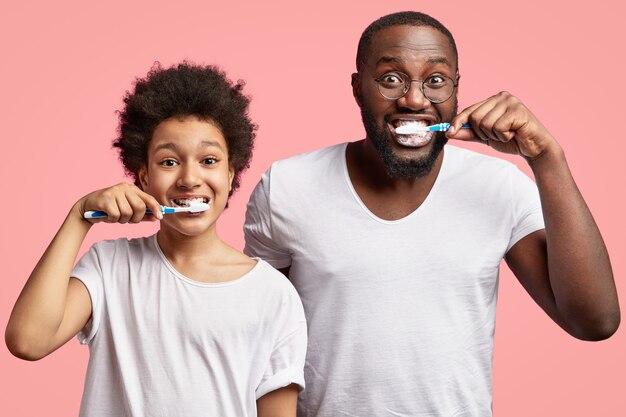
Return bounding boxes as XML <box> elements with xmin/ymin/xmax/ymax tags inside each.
<box><xmin>138</xmin><ymin>166</ymin><xmax>148</xmax><ymax>190</ymax></box>
<box><xmin>351</xmin><ymin>73</ymin><xmax>362</xmax><ymax>107</ymax></box>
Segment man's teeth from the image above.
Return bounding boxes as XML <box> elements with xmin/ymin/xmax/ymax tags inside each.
<box><xmin>392</xmin><ymin>121</ymin><xmax>434</xmax><ymax>147</ymax></box>
<box><xmin>393</xmin><ymin>120</ymin><xmax>428</xmax><ymax>135</ymax></box>
<box><xmin>170</xmin><ymin>197</ymin><xmax>209</xmax><ymax>207</ymax></box>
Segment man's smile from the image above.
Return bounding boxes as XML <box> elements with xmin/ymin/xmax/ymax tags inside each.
<box><xmin>387</xmin><ymin>116</ymin><xmax>436</xmax><ymax>148</ymax></box>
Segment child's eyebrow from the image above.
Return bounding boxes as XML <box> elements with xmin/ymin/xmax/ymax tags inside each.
<box><xmin>154</xmin><ymin>143</ymin><xmax>178</xmax><ymax>152</ymax></box>
<box><xmin>199</xmin><ymin>140</ymin><xmax>225</xmax><ymax>149</ymax></box>
<box><xmin>153</xmin><ymin>140</ymin><xmax>225</xmax><ymax>152</ymax></box>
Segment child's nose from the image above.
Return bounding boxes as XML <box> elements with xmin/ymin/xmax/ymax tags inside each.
<box><xmin>177</xmin><ymin>164</ymin><xmax>201</xmax><ymax>188</ymax></box>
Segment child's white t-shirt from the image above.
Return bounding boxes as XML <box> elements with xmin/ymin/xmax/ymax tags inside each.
<box><xmin>72</xmin><ymin>234</ymin><xmax>307</xmax><ymax>417</ymax></box>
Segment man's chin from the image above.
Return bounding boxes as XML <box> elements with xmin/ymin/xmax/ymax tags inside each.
<box><xmin>360</xmin><ymin>107</ymin><xmax>448</xmax><ymax>178</ymax></box>
<box><xmin>377</xmin><ymin>133</ymin><xmax>447</xmax><ymax>178</ymax></box>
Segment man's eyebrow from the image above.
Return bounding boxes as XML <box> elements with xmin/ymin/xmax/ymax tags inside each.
<box><xmin>426</xmin><ymin>56</ymin><xmax>452</xmax><ymax>66</ymax></box>
<box><xmin>376</xmin><ymin>56</ymin><xmax>404</xmax><ymax>65</ymax></box>
<box><xmin>375</xmin><ymin>55</ymin><xmax>452</xmax><ymax>67</ymax></box>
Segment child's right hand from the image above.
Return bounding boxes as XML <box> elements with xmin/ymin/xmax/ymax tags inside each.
<box><xmin>6</xmin><ymin>183</ymin><xmax>161</xmax><ymax>361</ymax></box>
<box><xmin>75</xmin><ymin>183</ymin><xmax>163</xmax><ymax>224</ymax></box>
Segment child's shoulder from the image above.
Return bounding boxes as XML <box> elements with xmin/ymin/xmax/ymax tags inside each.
<box><xmin>90</xmin><ymin>234</ymin><xmax>156</xmax><ymax>256</ymax></box>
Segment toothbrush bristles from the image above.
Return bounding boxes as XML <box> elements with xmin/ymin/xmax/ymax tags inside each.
<box><xmin>188</xmin><ymin>203</ymin><xmax>210</xmax><ymax>213</ymax></box>
<box><xmin>395</xmin><ymin>125</ymin><xmax>430</xmax><ymax>134</ymax></box>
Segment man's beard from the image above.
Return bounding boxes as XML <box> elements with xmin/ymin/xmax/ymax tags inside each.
<box><xmin>360</xmin><ymin>107</ymin><xmax>451</xmax><ymax>179</ymax></box>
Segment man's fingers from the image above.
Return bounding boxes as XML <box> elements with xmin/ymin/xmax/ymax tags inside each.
<box><xmin>446</xmin><ymin>127</ymin><xmax>478</xmax><ymax>142</ymax></box>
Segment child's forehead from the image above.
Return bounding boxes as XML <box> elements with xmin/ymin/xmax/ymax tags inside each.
<box><xmin>160</xmin><ymin>114</ymin><xmax>221</xmax><ymax>129</ymax></box>
<box><xmin>149</xmin><ymin>116</ymin><xmax>228</xmax><ymax>152</ymax></box>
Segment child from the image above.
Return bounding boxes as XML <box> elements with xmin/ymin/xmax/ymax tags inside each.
<box><xmin>5</xmin><ymin>62</ymin><xmax>307</xmax><ymax>417</ymax></box>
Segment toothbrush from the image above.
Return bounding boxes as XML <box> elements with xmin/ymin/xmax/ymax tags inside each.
<box><xmin>84</xmin><ymin>203</ymin><xmax>210</xmax><ymax>219</ymax></box>
<box><xmin>396</xmin><ymin>123</ymin><xmax>471</xmax><ymax>134</ymax></box>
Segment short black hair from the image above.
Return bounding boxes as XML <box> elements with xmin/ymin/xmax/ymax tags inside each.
<box><xmin>356</xmin><ymin>11</ymin><xmax>458</xmax><ymax>71</ymax></box>
<box><xmin>113</xmin><ymin>62</ymin><xmax>256</xmax><ymax>197</ymax></box>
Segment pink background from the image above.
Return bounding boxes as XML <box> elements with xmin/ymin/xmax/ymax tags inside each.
<box><xmin>1</xmin><ymin>1</ymin><xmax>624</xmax><ymax>415</ymax></box>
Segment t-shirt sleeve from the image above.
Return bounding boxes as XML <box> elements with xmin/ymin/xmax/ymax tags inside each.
<box><xmin>71</xmin><ymin>244</ymin><xmax>105</xmax><ymax>345</ymax></box>
<box><xmin>244</xmin><ymin>168</ymin><xmax>293</xmax><ymax>269</ymax></box>
<box><xmin>255</xmin><ymin>283</ymin><xmax>307</xmax><ymax>398</ymax></box>
<box><xmin>506</xmin><ymin>166</ymin><xmax>545</xmax><ymax>252</ymax></box>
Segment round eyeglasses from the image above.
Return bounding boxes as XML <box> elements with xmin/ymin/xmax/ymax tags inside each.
<box><xmin>373</xmin><ymin>71</ymin><xmax>458</xmax><ymax>103</ymax></box>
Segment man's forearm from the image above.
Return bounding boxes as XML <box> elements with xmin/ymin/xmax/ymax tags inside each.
<box><xmin>530</xmin><ymin>146</ymin><xmax>619</xmax><ymax>339</ymax></box>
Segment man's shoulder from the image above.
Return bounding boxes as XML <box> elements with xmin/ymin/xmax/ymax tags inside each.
<box><xmin>257</xmin><ymin>143</ymin><xmax>348</xmax><ymax>189</ymax></box>
<box><xmin>445</xmin><ymin>144</ymin><xmax>518</xmax><ymax>172</ymax></box>
<box><xmin>269</xmin><ymin>142</ymin><xmax>347</xmax><ymax>173</ymax></box>
<box><xmin>443</xmin><ymin>145</ymin><xmax>535</xmax><ymax>194</ymax></box>
<box><xmin>248</xmin><ymin>260</ymin><xmax>304</xmax><ymax>305</ymax></box>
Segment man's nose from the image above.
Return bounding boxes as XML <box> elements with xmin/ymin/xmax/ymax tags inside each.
<box><xmin>396</xmin><ymin>81</ymin><xmax>431</xmax><ymax>110</ymax></box>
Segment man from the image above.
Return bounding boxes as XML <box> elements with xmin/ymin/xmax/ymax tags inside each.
<box><xmin>244</xmin><ymin>11</ymin><xmax>620</xmax><ymax>417</ymax></box>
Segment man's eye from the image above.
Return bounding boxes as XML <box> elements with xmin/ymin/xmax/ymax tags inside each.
<box><xmin>425</xmin><ymin>75</ymin><xmax>447</xmax><ymax>87</ymax></box>
<box><xmin>379</xmin><ymin>73</ymin><xmax>404</xmax><ymax>85</ymax></box>
<box><xmin>160</xmin><ymin>159</ymin><xmax>178</xmax><ymax>167</ymax></box>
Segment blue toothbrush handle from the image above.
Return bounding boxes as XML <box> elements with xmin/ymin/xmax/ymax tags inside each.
<box><xmin>437</xmin><ymin>123</ymin><xmax>471</xmax><ymax>131</ymax></box>
<box><xmin>83</xmin><ymin>206</ymin><xmax>166</xmax><ymax>219</ymax></box>
<box><xmin>83</xmin><ymin>211</ymin><xmax>108</xmax><ymax>219</ymax></box>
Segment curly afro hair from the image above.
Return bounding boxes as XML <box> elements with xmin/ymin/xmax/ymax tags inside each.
<box><xmin>113</xmin><ymin>62</ymin><xmax>256</xmax><ymax>197</ymax></box>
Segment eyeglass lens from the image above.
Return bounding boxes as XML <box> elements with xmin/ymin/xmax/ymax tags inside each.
<box><xmin>377</xmin><ymin>72</ymin><xmax>455</xmax><ymax>103</ymax></box>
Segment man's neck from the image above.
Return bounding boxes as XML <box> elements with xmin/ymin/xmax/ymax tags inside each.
<box><xmin>345</xmin><ymin>139</ymin><xmax>444</xmax><ymax>220</ymax></box>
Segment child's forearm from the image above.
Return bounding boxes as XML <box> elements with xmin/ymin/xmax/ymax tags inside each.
<box><xmin>5</xmin><ymin>204</ymin><xmax>93</xmax><ymax>360</ymax></box>
<box><xmin>257</xmin><ymin>385</ymin><xmax>299</xmax><ymax>417</ymax></box>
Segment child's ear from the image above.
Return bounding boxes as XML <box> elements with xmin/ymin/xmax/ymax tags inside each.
<box><xmin>138</xmin><ymin>166</ymin><xmax>148</xmax><ymax>190</ymax></box>
<box><xmin>229</xmin><ymin>166</ymin><xmax>235</xmax><ymax>192</ymax></box>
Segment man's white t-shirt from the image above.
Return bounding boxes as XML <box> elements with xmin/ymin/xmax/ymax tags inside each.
<box><xmin>244</xmin><ymin>143</ymin><xmax>544</xmax><ymax>417</ymax></box>
<box><xmin>72</xmin><ymin>234</ymin><xmax>307</xmax><ymax>417</ymax></box>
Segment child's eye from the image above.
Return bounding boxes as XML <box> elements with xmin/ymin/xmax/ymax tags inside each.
<box><xmin>160</xmin><ymin>159</ymin><xmax>178</xmax><ymax>167</ymax></box>
<box><xmin>202</xmin><ymin>157</ymin><xmax>218</xmax><ymax>165</ymax></box>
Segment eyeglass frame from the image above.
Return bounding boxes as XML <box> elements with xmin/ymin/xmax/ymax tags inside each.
<box><xmin>372</xmin><ymin>71</ymin><xmax>459</xmax><ymax>104</ymax></box>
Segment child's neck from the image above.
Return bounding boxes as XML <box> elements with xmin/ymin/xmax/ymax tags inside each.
<box><xmin>156</xmin><ymin>227</ymin><xmax>221</xmax><ymax>261</ymax></box>
<box><xmin>155</xmin><ymin>227</ymin><xmax>255</xmax><ymax>283</ymax></box>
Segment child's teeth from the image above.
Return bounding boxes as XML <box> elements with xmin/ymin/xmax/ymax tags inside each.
<box><xmin>171</xmin><ymin>197</ymin><xmax>208</xmax><ymax>207</ymax></box>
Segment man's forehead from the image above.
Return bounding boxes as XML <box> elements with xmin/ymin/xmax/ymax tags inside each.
<box><xmin>366</xmin><ymin>25</ymin><xmax>456</xmax><ymax>66</ymax></box>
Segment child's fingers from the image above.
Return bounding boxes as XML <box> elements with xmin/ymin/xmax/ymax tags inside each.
<box><xmin>80</xmin><ymin>183</ymin><xmax>161</xmax><ymax>224</ymax></box>
<box><xmin>113</xmin><ymin>184</ymin><xmax>159</xmax><ymax>224</ymax></box>
<box><xmin>99</xmin><ymin>201</ymin><xmax>121</xmax><ymax>223</ymax></box>
<box><xmin>136</xmin><ymin>188</ymin><xmax>163</xmax><ymax>221</ymax></box>
<box><xmin>118</xmin><ymin>185</ymin><xmax>163</xmax><ymax>223</ymax></box>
